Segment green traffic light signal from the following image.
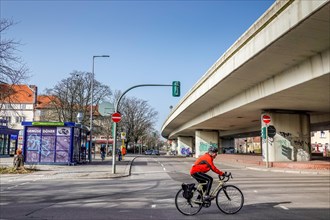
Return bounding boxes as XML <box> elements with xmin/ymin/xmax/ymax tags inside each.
<box><xmin>172</xmin><ymin>81</ymin><xmax>180</xmax><ymax>97</ymax></box>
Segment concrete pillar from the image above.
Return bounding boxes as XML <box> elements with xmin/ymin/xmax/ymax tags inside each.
<box><xmin>177</xmin><ymin>136</ymin><xmax>193</xmax><ymax>156</ymax></box>
<box><xmin>195</xmin><ymin>130</ymin><xmax>219</xmax><ymax>158</ymax></box>
<box><xmin>261</xmin><ymin>111</ymin><xmax>311</xmax><ymax>163</ymax></box>
<box><xmin>171</xmin><ymin>139</ymin><xmax>177</xmax><ymax>153</ymax></box>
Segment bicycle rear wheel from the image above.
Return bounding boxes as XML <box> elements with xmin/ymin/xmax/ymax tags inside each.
<box><xmin>216</xmin><ymin>185</ymin><xmax>244</xmax><ymax>214</ymax></box>
<box><xmin>175</xmin><ymin>188</ymin><xmax>203</xmax><ymax>216</ymax></box>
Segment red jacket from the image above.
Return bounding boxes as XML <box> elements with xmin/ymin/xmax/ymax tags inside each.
<box><xmin>190</xmin><ymin>153</ymin><xmax>224</xmax><ymax>176</ymax></box>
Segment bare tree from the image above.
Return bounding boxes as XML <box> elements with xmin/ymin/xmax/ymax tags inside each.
<box><xmin>116</xmin><ymin>95</ymin><xmax>158</xmax><ymax>150</ymax></box>
<box><xmin>44</xmin><ymin>71</ymin><xmax>112</xmax><ymax>126</ymax></box>
<box><xmin>0</xmin><ymin>18</ymin><xmax>30</xmax><ymax>111</ymax></box>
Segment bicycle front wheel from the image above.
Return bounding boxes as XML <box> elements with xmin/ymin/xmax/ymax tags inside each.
<box><xmin>175</xmin><ymin>188</ymin><xmax>203</xmax><ymax>216</ymax></box>
<box><xmin>216</xmin><ymin>185</ymin><xmax>244</xmax><ymax>214</ymax></box>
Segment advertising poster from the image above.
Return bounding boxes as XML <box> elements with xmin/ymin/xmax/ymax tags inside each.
<box><xmin>25</xmin><ymin>127</ymin><xmax>42</xmax><ymax>162</ymax></box>
<box><xmin>56</xmin><ymin>127</ymin><xmax>71</xmax><ymax>162</ymax></box>
<box><xmin>40</xmin><ymin>128</ymin><xmax>56</xmax><ymax>162</ymax></box>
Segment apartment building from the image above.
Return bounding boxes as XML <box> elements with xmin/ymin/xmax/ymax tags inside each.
<box><xmin>0</xmin><ymin>84</ymin><xmax>37</xmax><ymax>155</ymax></box>
<box><xmin>0</xmin><ymin>84</ymin><xmax>37</xmax><ymax>130</ymax></box>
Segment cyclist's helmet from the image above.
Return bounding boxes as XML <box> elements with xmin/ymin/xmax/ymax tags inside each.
<box><xmin>208</xmin><ymin>146</ymin><xmax>218</xmax><ymax>153</ymax></box>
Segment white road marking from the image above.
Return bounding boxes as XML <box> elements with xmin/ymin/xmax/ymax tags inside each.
<box><xmin>19</xmin><ymin>182</ymin><xmax>29</xmax><ymax>185</ymax></box>
<box><xmin>253</xmin><ymin>190</ymin><xmax>258</xmax><ymax>193</ymax></box>
<box><xmin>279</xmin><ymin>205</ymin><xmax>289</xmax><ymax>210</ymax></box>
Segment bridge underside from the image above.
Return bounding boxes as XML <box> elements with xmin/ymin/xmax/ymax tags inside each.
<box><xmin>162</xmin><ymin>1</ymin><xmax>330</xmax><ymax>140</ymax></box>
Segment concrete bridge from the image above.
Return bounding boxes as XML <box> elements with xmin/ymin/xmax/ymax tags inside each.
<box><xmin>161</xmin><ymin>0</ymin><xmax>330</xmax><ymax>162</ymax></box>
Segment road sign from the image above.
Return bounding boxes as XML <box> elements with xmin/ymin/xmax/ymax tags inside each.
<box><xmin>99</xmin><ymin>102</ymin><xmax>114</xmax><ymax>116</ymax></box>
<box><xmin>261</xmin><ymin>127</ymin><xmax>267</xmax><ymax>139</ymax></box>
<box><xmin>121</xmin><ymin>132</ymin><xmax>126</xmax><ymax>140</ymax></box>
<box><xmin>111</xmin><ymin>112</ymin><xmax>122</xmax><ymax>123</ymax></box>
<box><xmin>262</xmin><ymin>115</ymin><xmax>271</xmax><ymax>124</ymax></box>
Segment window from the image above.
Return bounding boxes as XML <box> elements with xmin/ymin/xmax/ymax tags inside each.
<box><xmin>2</xmin><ymin>116</ymin><xmax>11</xmax><ymax>123</ymax></box>
<box><xmin>320</xmin><ymin>131</ymin><xmax>326</xmax><ymax>138</ymax></box>
<box><xmin>16</xmin><ymin>116</ymin><xmax>25</xmax><ymax>123</ymax></box>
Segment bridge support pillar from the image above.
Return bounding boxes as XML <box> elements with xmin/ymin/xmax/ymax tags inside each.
<box><xmin>261</xmin><ymin>111</ymin><xmax>311</xmax><ymax>162</ymax></box>
<box><xmin>195</xmin><ymin>130</ymin><xmax>219</xmax><ymax>158</ymax></box>
<box><xmin>177</xmin><ymin>136</ymin><xmax>193</xmax><ymax>157</ymax></box>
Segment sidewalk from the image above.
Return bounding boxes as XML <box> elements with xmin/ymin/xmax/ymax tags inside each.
<box><xmin>215</xmin><ymin>154</ymin><xmax>330</xmax><ymax>175</ymax></box>
<box><xmin>0</xmin><ymin>155</ymin><xmax>136</xmax><ymax>179</ymax></box>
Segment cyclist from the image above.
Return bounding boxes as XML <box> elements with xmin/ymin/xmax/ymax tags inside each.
<box><xmin>190</xmin><ymin>146</ymin><xmax>224</xmax><ymax>201</ymax></box>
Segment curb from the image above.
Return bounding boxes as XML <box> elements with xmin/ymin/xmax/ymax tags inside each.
<box><xmin>127</xmin><ymin>156</ymin><xmax>138</xmax><ymax>176</ymax></box>
<box><xmin>244</xmin><ymin>165</ymin><xmax>329</xmax><ymax>175</ymax></box>
<box><xmin>107</xmin><ymin>156</ymin><xmax>138</xmax><ymax>178</ymax></box>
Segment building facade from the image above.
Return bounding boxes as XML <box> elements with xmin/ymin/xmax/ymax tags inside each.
<box><xmin>0</xmin><ymin>84</ymin><xmax>112</xmax><ymax>156</ymax></box>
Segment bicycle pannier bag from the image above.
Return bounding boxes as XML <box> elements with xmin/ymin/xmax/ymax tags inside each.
<box><xmin>182</xmin><ymin>183</ymin><xmax>195</xmax><ymax>199</ymax></box>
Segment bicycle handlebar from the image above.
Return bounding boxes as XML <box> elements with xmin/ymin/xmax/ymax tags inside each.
<box><xmin>219</xmin><ymin>172</ymin><xmax>232</xmax><ymax>182</ymax></box>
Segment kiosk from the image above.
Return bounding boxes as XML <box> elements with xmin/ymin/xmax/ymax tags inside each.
<box><xmin>21</xmin><ymin>121</ymin><xmax>89</xmax><ymax>165</ymax></box>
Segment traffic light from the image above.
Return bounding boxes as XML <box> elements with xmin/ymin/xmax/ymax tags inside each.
<box><xmin>172</xmin><ymin>81</ymin><xmax>180</xmax><ymax>97</ymax></box>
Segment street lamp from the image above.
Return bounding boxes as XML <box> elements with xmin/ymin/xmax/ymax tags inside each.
<box><xmin>76</xmin><ymin>112</ymin><xmax>83</xmax><ymax>124</ymax></box>
<box><xmin>89</xmin><ymin>55</ymin><xmax>110</xmax><ymax>162</ymax></box>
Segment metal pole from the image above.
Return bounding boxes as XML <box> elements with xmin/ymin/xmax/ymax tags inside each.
<box><xmin>112</xmin><ymin>121</ymin><xmax>117</xmax><ymax>174</ymax></box>
<box><xmin>111</xmin><ymin>83</ymin><xmax>173</xmax><ymax>174</ymax></box>
<box><xmin>266</xmin><ymin>124</ymin><xmax>269</xmax><ymax>168</ymax></box>
<box><xmin>89</xmin><ymin>55</ymin><xmax>110</xmax><ymax>163</ymax></box>
<box><xmin>89</xmin><ymin>57</ymin><xmax>95</xmax><ymax>163</ymax></box>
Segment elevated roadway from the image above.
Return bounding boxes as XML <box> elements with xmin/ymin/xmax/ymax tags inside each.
<box><xmin>162</xmin><ymin>0</ymin><xmax>330</xmax><ymax>141</ymax></box>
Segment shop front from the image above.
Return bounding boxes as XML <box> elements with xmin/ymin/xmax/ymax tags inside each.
<box><xmin>21</xmin><ymin>121</ymin><xmax>89</xmax><ymax>165</ymax></box>
<box><xmin>0</xmin><ymin>119</ymin><xmax>19</xmax><ymax>157</ymax></box>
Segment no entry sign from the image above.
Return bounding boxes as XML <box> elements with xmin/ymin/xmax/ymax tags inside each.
<box><xmin>262</xmin><ymin>115</ymin><xmax>271</xmax><ymax>124</ymax></box>
<box><xmin>111</xmin><ymin>112</ymin><xmax>122</xmax><ymax>123</ymax></box>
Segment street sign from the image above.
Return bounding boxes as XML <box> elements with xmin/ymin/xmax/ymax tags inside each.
<box><xmin>262</xmin><ymin>115</ymin><xmax>271</xmax><ymax>124</ymax></box>
<box><xmin>261</xmin><ymin>127</ymin><xmax>267</xmax><ymax>139</ymax></box>
<box><xmin>121</xmin><ymin>132</ymin><xmax>126</xmax><ymax>140</ymax></box>
<box><xmin>111</xmin><ymin>112</ymin><xmax>122</xmax><ymax>123</ymax></box>
<box><xmin>99</xmin><ymin>102</ymin><xmax>114</xmax><ymax>116</ymax></box>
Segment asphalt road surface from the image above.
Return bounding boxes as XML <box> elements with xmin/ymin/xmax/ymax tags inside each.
<box><xmin>1</xmin><ymin>156</ymin><xmax>329</xmax><ymax>220</ymax></box>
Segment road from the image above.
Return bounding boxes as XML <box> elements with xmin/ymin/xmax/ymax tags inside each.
<box><xmin>1</xmin><ymin>156</ymin><xmax>329</xmax><ymax>220</ymax></box>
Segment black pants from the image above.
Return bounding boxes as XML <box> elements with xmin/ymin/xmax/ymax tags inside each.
<box><xmin>191</xmin><ymin>172</ymin><xmax>213</xmax><ymax>195</ymax></box>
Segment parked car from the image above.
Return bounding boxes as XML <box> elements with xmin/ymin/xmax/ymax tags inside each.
<box><xmin>224</xmin><ymin>147</ymin><xmax>235</xmax><ymax>154</ymax></box>
<box><xmin>144</xmin><ymin>150</ymin><xmax>152</xmax><ymax>155</ymax></box>
<box><xmin>169</xmin><ymin>150</ymin><xmax>177</xmax><ymax>155</ymax></box>
<box><xmin>152</xmin><ymin>150</ymin><xmax>160</xmax><ymax>155</ymax></box>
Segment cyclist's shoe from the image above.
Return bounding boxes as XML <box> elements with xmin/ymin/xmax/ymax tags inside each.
<box><xmin>204</xmin><ymin>195</ymin><xmax>215</xmax><ymax>201</ymax></box>
<box><xmin>202</xmin><ymin>200</ymin><xmax>211</xmax><ymax>208</ymax></box>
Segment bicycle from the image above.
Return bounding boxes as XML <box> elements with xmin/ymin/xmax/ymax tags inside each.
<box><xmin>175</xmin><ymin>172</ymin><xmax>244</xmax><ymax>216</ymax></box>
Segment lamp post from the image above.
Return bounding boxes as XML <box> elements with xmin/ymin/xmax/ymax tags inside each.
<box><xmin>76</xmin><ymin>112</ymin><xmax>83</xmax><ymax>124</ymax></box>
<box><xmin>89</xmin><ymin>55</ymin><xmax>110</xmax><ymax>162</ymax></box>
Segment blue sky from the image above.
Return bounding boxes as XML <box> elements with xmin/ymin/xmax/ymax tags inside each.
<box><xmin>1</xmin><ymin>0</ymin><xmax>275</xmax><ymax>131</ymax></box>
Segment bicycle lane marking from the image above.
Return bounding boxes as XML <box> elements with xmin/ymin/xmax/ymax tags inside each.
<box><xmin>152</xmin><ymin>158</ymin><xmax>168</xmax><ymax>173</ymax></box>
